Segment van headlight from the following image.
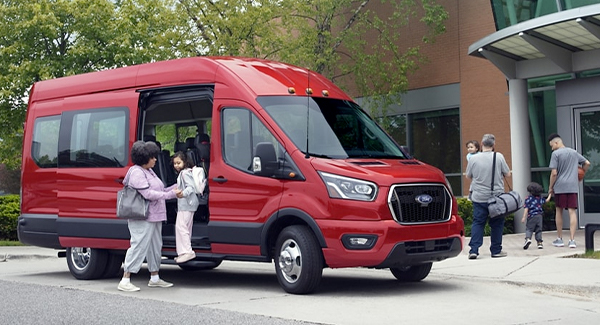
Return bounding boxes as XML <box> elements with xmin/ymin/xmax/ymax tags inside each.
<box><xmin>318</xmin><ymin>172</ymin><xmax>378</xmax><ymax>201</ymax></box>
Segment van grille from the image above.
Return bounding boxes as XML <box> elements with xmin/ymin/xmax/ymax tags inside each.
<box><xmin>388</xmin><ymin>184</ymin><xmax>451</xmax><ymax>224</ymax></box>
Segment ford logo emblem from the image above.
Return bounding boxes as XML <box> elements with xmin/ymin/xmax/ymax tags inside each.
<box><xmin>415</xmin><ymin>194</ymin><xmax>433</xmax><ymax>206</ymax></box>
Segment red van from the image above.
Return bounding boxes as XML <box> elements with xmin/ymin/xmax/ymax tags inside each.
<box><xmin>19</xmin><ymin>57</ymin><xmax>464</xmax><ymax>294</ymax></box>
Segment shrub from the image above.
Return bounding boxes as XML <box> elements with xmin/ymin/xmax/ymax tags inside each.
<box><xmin>457</xmin><ymin>197</ymin><xmax>514</xmax><ymax>237</ymax></box>
<box><xmin>542</xmin><ymin>200</ymin><xmax>557</xmax><ymax>231</ymax></box>
<box><xmin>0</xmin><ymin>194</ymin><xmax>20</xmax><ymax>240</ymax></box>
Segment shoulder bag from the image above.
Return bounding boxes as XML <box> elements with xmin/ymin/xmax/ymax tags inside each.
<box><xmin>116</xmin><ymin>166</ymin><xmax>150</xmax><ymax>220</ymax></box>
<box><xmin>487</xmin><ymin>152</ymin><xmax>523</xmax><ymax>218</ymax></box>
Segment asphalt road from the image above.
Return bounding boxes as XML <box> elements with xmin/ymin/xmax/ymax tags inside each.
<box><xmin>1</xmin><ymin>255</ymin><xmax>599</xmax><ymax>324</ymax></box>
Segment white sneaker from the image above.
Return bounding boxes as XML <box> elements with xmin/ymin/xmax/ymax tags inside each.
<box><xmin>176</xmin><ymin>252</ymin><xmax>196</xmax><ymax>264</ymax></box>
<box><xmin>118</xmin><ymin>282</ymin><xmax>140</xmax><ymax>292</ymax></box>
<box><xmin>148</xmin><ymin>279</ymin><xmax>173</xmax><ymax>288</ymax></box>
<box><xmin>568</xmin><ymin>240</ymin><xmax>576</xmax><ymax>248</ymax></box>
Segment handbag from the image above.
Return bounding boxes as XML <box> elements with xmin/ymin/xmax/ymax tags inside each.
<box><xmin>487</xmin><ymin>152</ymin><xmax>523</xmax><ymax>218</ymax></box>
<box><xmin>116</xmin><ymin>167</ymin><xmax>150</xmax><ymax>220</ymax></box>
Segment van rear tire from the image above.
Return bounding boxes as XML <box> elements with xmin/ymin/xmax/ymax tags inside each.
<box><xmin>274</xmin><ymin>225</ymin><xmax>323</xmax><ymax>294</ymax></box>
<box><xmin>102</xmin><ymin>252</ymin><xmax>125</xmax><ymax>278</ymax></box>
<box><xmin>390</xmin><ymin>263</ymin><xmax>432</xmax><ymax>282</ymax></box>
<box><xmin>66</xmin><ymin>247</ymin><xmax>108</xmax><ymax>280</ymax></box>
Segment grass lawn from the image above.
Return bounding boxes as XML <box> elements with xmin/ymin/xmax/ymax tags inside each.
<box><xmin>0</xmin><ymin>240</ymin><xmax>26</xmax><ymax>246</ymax></box>
<box><xmin>566</xmin><ymin>250</ymin><xmax>600</xmax><ymax>259</ymax></box>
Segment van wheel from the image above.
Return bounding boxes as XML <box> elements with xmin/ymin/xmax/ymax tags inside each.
<box><xmin>102</xmin><ymin>253</ymin><xmax>124</xmax><ymax>278</ymax></box>
<box><xmin>274</xmin><ymin>226</ymin><xmax>323</xmax><ymax>294</ymax></box>
<box><xmin>66</xmin><ymin>247</ymin><xmax>108</xmax><ymax>280</ymax></box>
<box><xmin>390</xmin><ymin>263</ymin><xmax>432</xmax><ymax>282</ymax></box>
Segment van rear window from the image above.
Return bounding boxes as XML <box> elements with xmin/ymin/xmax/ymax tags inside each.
<box><xmin>32</xmin><ymin>116</ymin><xmax>60</xmax><ymax>168</ymax></box>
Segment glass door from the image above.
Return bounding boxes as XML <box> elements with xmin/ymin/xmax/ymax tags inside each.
<box><xmin>574</xmin><ymin>106</ymin><xmax>600</xmax><ymax>226</ymax></box>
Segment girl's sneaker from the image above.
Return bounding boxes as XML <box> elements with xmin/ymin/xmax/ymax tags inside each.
<box><xmin>537</xmin><ymin>242</ymin><xmax>543</xmax><ymax>249</ymax></box>
<box><xmin>523</xmin><ymin>238</ymin><xmax>532</xmax><ymax>250</ymax></box>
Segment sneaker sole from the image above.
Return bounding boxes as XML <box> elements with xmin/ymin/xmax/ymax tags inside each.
<box><xmin>118</xmin><ymin>286</ymin><xmax>140</xmax><ymax>292</ymax></box>
<box><xmin>523</xmin><ymin>241</ymin><xmax>531</xmax><ymax>250</ymax></box>
<box><xmin>553</xmin><ymin>243</ymin><xmax>564</xmax><ymax>247</ymax></box>
<box><xmin>148</xmin><ymin>282</ymin><xmax>173</xmax><ymax>288</ymax></box>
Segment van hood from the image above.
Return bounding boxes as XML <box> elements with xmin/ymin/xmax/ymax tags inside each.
<box><xmin>309</xmin><ymin>158</ymin><xmax>448</xmax><ymax>187</ymax></box>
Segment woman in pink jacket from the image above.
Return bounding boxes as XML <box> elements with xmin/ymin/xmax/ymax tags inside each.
<box><xmin>117</xmin><ymin>141</ymin><xmax>182</xmax><ymax>292</ymax></box>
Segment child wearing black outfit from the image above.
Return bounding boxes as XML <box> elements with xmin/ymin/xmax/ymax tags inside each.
<box><xmin>521</xmin><ymin>182</ymin><xmax>551</xmax><ymax>249</ymax></box>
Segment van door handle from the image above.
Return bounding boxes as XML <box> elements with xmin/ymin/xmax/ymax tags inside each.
<box><xmin>213</xmin><ymin>177</ymin><xmax>228</xmax><ymax>183</ymax></box>
<box><xmin>115</xmin><ymin>177</ymin><xmax>124</xmax><ymax>184</ymax></box>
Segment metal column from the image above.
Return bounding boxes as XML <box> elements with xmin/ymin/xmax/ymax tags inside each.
<box><xmin>509</xmin><ymin>79</ymin><xmax>530</xmax><ymax>233</ymax></box>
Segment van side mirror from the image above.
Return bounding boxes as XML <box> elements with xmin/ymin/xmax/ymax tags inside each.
<box><xmin>253</xmin><ymin>142</ymin><xmax>278</xmax><ymax>176</ymax></box>
<box><xmin>400</xmin><ymin>145</ymin><xmax>412</xmax><ymax>159</ymax></box>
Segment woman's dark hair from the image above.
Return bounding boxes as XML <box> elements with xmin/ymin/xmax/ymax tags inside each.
<box><xmin>526</xmin><ymin>182</ymin><xmax>544</xmax><ymax>196</ymax></box>
<box><xmin>131</xmin><ymin>140</ymin><xmax>160</xmax><ymax>166</ymax></box>
<box><xmin>172</xmin><ymin>151</ymin><xmax>193</xmax><ymax>169</ymax></box>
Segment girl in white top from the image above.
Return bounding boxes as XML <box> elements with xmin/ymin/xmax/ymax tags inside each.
<box><xmin>172</xmin><ymin>151</ymin><xmax>201</xmax><ymax>263</ymax></box>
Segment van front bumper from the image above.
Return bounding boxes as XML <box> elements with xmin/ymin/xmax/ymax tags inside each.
<box><xmin>318</xmin><ymin>217</ymin><xmax>464</xmax><ymax>268</ymax></box>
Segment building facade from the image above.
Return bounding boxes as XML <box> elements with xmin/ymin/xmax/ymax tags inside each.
<box><xmin>360</xmin><ymin>0</ymin><xmax>600</xmax><ymax>232</ymax></box>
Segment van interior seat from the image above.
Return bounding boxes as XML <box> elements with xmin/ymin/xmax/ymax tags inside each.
<box><xmin>195</xmin><ymin>133</ymin><xmax>210</xmax><ymax>171</ymax></box>
<box><xmin>185</xmin><ymin>137</ymin><xmax>198</xmax><ymax>166</ymax></box>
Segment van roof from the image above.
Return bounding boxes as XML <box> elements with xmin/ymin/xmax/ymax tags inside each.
<box><xmin>29</xmin><ymin>57</ymin><xmax>351</xmax><ymax>102</ymax></box>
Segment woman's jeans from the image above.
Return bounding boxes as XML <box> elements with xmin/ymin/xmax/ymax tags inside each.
<box><xmin>469</xmin><ymin>201</ymin><xmax>505</xmax><ymax>255</ymax></box>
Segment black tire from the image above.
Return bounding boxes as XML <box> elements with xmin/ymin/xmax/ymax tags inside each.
<box><xmin>178</xmin><ymin>260</ymin><xmax>222</xmax><ymax>271</ymax></box>
<box><xmin>390</xmin><ymin>263</ymin><xmax>432</xmax><ymax>282</ymax></box>
<box><xmin>274</xmin><ymin>225</ymin><xmax>323</xmax><ymax>294</ymax></box>
<box><xmin>102</xmin><ymin>253</ymin><xmax>125</xmax><ymax>278</ymax></box>
<box><xmin>66</xmin><ymin>247</ymin><xmax>108</xmax><ymax>280</ymax></box>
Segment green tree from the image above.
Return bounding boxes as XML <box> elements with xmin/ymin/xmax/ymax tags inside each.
<box><xmin>0</xmin><ymin>0</ymin><xmax>195</xmax><ymax>170</ymax></box>
<box><xmin>178</xmin><ymin>0</ymin><xmax>447</xmax><ymax>116</ymax></box>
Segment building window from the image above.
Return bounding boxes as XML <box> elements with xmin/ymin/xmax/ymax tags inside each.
<box><xmin>384</xmin><ymin>108</ymin><xmax>461</xmax><ymax>195</ymax></box>
<box><xmin>527</xmin><ymin>74</ymin><xmax>572</xmax><ymax>189</ymax></box>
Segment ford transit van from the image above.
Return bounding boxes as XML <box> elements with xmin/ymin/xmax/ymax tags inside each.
<box><xmin>19</xmin><ymin>57</ymin><xmax>464</xmax><ymax>294</ymax></box>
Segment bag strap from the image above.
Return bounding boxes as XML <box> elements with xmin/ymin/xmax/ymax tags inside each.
<box><xmin>490</xmin><ymin>152</ymin><xmax>514</xmax><ymax>193</ymax></box>
<box><xmin>124</xmin><ymin>165</ymin><xmax>150</xmax><ymax>190</ymax></box>
<box><xmin>490</xmin><ymin>152</ymin><xmax>496</xmax><ymax>195</ymax></box>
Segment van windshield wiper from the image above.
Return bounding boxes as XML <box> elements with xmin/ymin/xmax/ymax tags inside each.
<box><xmin>303</xmin><ymin>152</ymin><xmax>333</xmax><ymax>159</ymax></box>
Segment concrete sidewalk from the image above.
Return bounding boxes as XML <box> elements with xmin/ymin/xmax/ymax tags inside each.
<box><xmin>432</xmin><ymin>229</ymin><xmax>600</xmax><ymax>295</ymax></box>
<box><xmin>2</xmin><ymin>230</ymin><xmax>599</xmax><ymax>294</ymax></box>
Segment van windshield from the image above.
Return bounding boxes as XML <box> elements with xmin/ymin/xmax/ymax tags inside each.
<box><xmin>258</xmin><ymin>96</ymin><xmax>407</xmax><ymax>159</ymax></box>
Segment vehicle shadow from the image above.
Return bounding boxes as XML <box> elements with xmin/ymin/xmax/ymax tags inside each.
<box><xmin>142</xmin><ymin>263</ymin><xmax>459</xmax><ymax>297</ymax></box>
<box><xmin>31</xmin><ymin>262</ymin><xmax>460</xmax><ymax>297</ymax></box>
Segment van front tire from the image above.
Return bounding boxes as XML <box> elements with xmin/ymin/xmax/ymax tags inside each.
<box><xmin>274</xmin><ymin>226</ymin><xmax>323</xmax><ymax>294</ymax></box>
<box><xmin>66</xmin><ymin>247</ymin><xmax>108</xmax><ymax>280</ymax></box>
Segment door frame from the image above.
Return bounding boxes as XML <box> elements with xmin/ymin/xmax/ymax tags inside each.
<box><xmin>573</xmin><ymin>105</ymin><xmax>600</xmax><ymax>227</ymax></box>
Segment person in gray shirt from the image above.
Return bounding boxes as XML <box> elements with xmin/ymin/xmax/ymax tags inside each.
<box><xmin>547</xmin><ymin>133</ymin><xmax>590</xmax><ymax>248</ymax></box>
<box><xmin>466</xmin><ymin>134</ymin><xmax>511</xmax><ymax>259</ymax></box>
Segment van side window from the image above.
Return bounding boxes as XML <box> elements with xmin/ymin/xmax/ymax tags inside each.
<box><xmin>58</xmin><ymin>108</ymin><xmax>128</xmax><ymax>168</ymax></box>
<box><xmin>222</xmin><ymin>108</ymin><xmax>281</xmax><ymax>175</ymax></box>
<box><xmin>32</xmin><ymin>115</ymin><xmax>60</xmax><ymax>168</ymax></box>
